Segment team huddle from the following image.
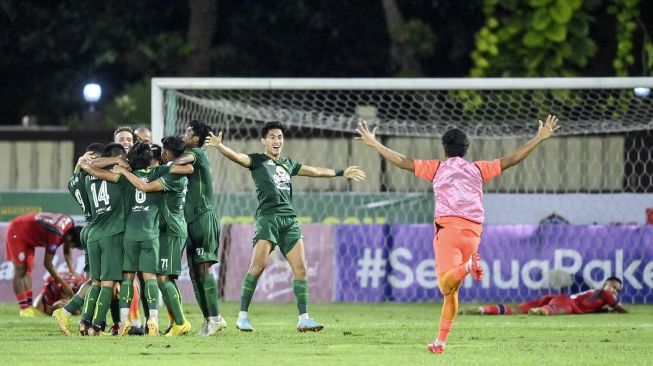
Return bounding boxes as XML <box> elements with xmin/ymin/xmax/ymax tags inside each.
<box><xmin>5</xmin><ymin>116</ymin><xmax>629</xmax><ymax>352</ymax></box>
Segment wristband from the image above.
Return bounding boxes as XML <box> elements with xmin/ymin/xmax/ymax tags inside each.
<box><xmin>335</xmin><ymin>169</ymin><xmax>344</xmax><ymax>177</ymax></box>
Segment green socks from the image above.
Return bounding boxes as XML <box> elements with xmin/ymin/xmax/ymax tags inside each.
<box><xmin>240</xmin><ymin>273</ymin><xmax>259</xmax><ymax>312</ymax></box>
<box><xmin>92</xmin><ymin>286</ymin><xmax>113</xmax><ymax>327</ymax></box>
<box><xmin>191</xmin><ymin>279</ymin><xmax>208</xmax><ymax>318</ymax></box>
<box><xmin>159</xmin><ymin>281</ymin><xmax>185</xmax><ymax>324</ymax></box>
<box><xmin>119</xmin><ymin>280</ymin><xmax>134</xmax><ymax>309</ymax></box>
<box><xmin>81</xmin><ymin>284</ymin><xmax>100</xmax><ymax>323</ymax></box>
<box><xmin>63</xmin><ymin>294</ymin><xmax>84</xmax><ymax>315</ymax></box>
<box><xmin>144</xmin><ymin>279</ymin><xmax>159</xmax><ymax>311</ymax></box>
<box><xmin>200</xmin><ymin>274</ymin><xmax>220</xmax><ymax>317</ymax></box>
<box><xmin>293</xmin><ymin>280</ymin><xmax>309</xmax><ymax>315</ymax></box>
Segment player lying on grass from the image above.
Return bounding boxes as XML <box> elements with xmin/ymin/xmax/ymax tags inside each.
<box><xmin>356</xmin><ymin>115</ymin><xmax>559</xmax><ymax>354</ymax></box>
<box><xmin>35</xmin><ymin>273</ymin><xmax>87</xmax><ymax>315</ymax></box>
<box><xmin>6</xmin><ymin>212</ymin><xmax>82</xmax><ymax>317</ymax></box>
<box><xmin>113</xmin><ymin>136</ymin><xmax>193</xmax><ymax>336</ymax></box>
<box><xmin>205</xmin><ymin>121</ymin><xmax>365</xmax><ymax>332</ymax></box>
<box><xmin>459</xmin><ymin>277</ymin><xmax>628</xmax><ymax>316</ymax></box>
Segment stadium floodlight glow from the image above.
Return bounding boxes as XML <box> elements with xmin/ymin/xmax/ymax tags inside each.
<box><xmin>633</xmin><ymin>87</ymin><xmax>650</xmax><ymax>98</ymax></box>
<box><xmin>83</xmin><ymin>83</ymin><xmax>102</xmax><ymax>104</ymax></box>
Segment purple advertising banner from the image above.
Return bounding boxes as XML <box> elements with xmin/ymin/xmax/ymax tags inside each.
<box><xmin>335</xmin><ymin>224</ymin><xmax>653</xmax><ymax>303</ymax></box>
<box><xmin>223</xmin><ymin>224</ymin><xmax>334</xmax><ymax>302</ymax></box>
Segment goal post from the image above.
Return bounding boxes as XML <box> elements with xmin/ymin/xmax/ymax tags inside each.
<box><xmin>151</xmin><ymin>77</ymin><xmax>653</xmax><ymax>304</ymax></box>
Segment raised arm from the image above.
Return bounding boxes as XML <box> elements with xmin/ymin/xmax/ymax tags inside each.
<box><xmin>80</xmin><ymin>162</ymin><xmax>120</xmax><ymax>183</ymax></box>
<box><xmin>500</xmin><ymin>115</ymin><xmax>560</xmax><ymax>171</ymax></box>
<box><xmin>112</xmin><ymin>165</ymin><xmax>164</xmax><ymax>193</ymax></box>
<box><xmin>298</xmin><ymin>165</ymin><xmax>366</xmax><ymax>181</ymax></box>
<box><xmin>355</xmin><ymin>121</ymin><xmax>414</xmax><ymax>172</ymax></box>
<box><xmin>204</xmin><ymin>131</ymin><xmax>252</xmax><ymax>168</ymax></box>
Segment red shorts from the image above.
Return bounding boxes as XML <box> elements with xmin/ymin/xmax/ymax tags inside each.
<box><xmin>5</xmin><ymin>223</ymin><xmax>36</xmax><ymax>274</ymax></box>
<box><xmin>433</xmin><ymin>216</ymin><xmax>482</xmax><ymax>276</ymax></box>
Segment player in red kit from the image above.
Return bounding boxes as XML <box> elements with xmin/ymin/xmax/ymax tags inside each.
<box><xmin>5</xmin><ymin>212</ymin><xmax>82</xmax><ymax>317</ymax></box>
<box><xmin>460</xmin><ymin>277</ymin><xmax>628</xmax><ymax>315</ymax></box>
<box><xmin>34</xmin><ymin>273</ymin><xmax>87</xmax><ymax>315</ymax></box>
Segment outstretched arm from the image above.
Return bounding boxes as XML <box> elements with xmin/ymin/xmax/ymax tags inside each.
<box><xmin>80</xmin><ymin>162</ymin><xmax>120</xmax><ymax>183</ymax></box>
<box><xmin>172</xmin><ymin>152</ymin><xmax>195</xmax><ymax>166</ymax></box>
<box><xmin>205</xmin><ymin>131</ymin><xmax>252</xmax><ymax>168</ymax></box>
<box><xmin>355</xmin><ymin>121</ymin><xmax>414</xmax><ymax>171</ymax></box>
<box><xmin>611</xmin><ymin>302</ymin><xmax>629</xmax><ymax>314</ymax></box>
<box><xmin>298</xmin><ymin>165</ymin><xmax>366</xmax><ymax>181</ymax></box>
<box><xmin>112</xmin><ymin>165</ymin><xmax>164</xmax><ymax>193</ymax></box>
<box><xmin>500</xmin><ymin>115</ymin><xmax>560</xmax><ymax>171</ymax></box>
<box><xmin>91</xmin><ymin>156</ymin><xmax>130</xmax><ymax>169</ymax></box>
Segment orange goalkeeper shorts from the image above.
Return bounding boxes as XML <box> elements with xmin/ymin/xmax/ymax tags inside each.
<box><xmin>433</xmin><ymin>216</ymin><xmax>482</xmax><ymax>276</ymax></box>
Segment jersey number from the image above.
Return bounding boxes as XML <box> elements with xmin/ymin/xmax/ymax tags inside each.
<box><xmin>135</xmin><ymin>189</ymin><xmax>146</xmax><ymax>204</ymax></box>
<box><xmin>160</xmin><ymin>258</ymin><xmax>169</xmax><ymax>270</ymax></box>
<box><xmin>74</xmin><ymin>189</ymin><xmax>86</xmax><ymax>212</ymax></box>
<box><xmin>91</xmin><ymin>181</ymin><xmax>110</xmax><ymax>207</ymax></box>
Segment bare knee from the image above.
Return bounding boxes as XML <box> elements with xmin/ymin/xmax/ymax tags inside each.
<box><xmin>248</xmin><ymin>260</ymin><xmax>267</xmax><ymax>277</ymax></box>
<box><xmin>291</xmin><ymin>264</ymin><xmax>307</xmax><ymax>280</ymax></box>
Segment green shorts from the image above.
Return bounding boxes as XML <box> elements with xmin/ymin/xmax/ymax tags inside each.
<box><xmin>186</xmin><ymin>210</ymin><xmax>220</xmax><ymax>266</ymax></box>
<box><xmin>80</xmin><ymin>225</ymin><xmax>90</xmax><ymax>273</ymax></box>
<box><xmin>123</xmin><ymin>239</ymin><xmax>159</xmax><ymax>274</ymax></box>
<box><xmin>253</xmin><ymin>215</ymin><xmax>303</xmax><ymax>255</ymax></box>
<box><xmin>87</xmin><ymin>233</ymin><xmax>123</xmax><ymax>281</ymax></box>
<box><xmin>159</xmin><ymin>232</ymin><xmax>186</xmax><ymax>277</ymax></box>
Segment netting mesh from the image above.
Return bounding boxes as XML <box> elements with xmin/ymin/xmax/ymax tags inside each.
<box><xmin>156</xmin><ymin>80</ymin><xmax>653</xmax><ymax>304</ymax></box>
<box><xmin>167</xmin><ymin>88</ymin><xmax>653</xmax><ymax>138</ymax></box>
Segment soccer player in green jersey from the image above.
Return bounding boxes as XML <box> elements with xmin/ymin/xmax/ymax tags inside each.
<box><xmin>174</xmin><ymin>119</ymin><xmax>227</xmax><ymax>336</ymax></box>
<box><xmin>205</xmin><ymin>121</ymin><xmax>366</xmax><ymax>332</ymax></box>
<box><xmin>115</xmin><ymin>136</ymin><xmax>193</xmax><ymax>336</ymax></box>
<box><xmin>53</xmin><ymin>142</ymin><xmax>105</xmax><ymax>336</ymax></box>
<box><xmin>79</xmin><ymin>143</ymin><xmax>134</xmax><ymax>336</ymax></box>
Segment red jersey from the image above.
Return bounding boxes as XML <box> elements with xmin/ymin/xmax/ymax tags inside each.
<box><xmin>10</xmin><ymin>212</ymin><xmax>74</xmax><ymax>254</ymax></box>
<box><xmin>570</xmin><ymin>289</ymin><xmax>619</xmax><ymax>314</ymax></box>
<box><xmin>41</xmin><ymin>273</ymin><xmax>86</xmax><ymax>306</ymax></box>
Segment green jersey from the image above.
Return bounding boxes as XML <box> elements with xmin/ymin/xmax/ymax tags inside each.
<box><xmin>184</xmin><ymin>147</ymin><xmax>214</xmax><ymax>224</ymax></box>
<box><xmin>159</xmin><ymin>168</ymin><xmax>188</xmax><ymax>238</ymax></box>
<box><xmin>84</xmin><ymin>170</ymin><xmax>133</xmax><ymax>241</ymax></box>
<box><xmin>68</xmin><ymin>170</ymin><xmax>92</xmax><ymax>222</ymax></box>
<box><xmin>248</xmin><ymin>153</ymin><xmax>302</xmax><ymax>217</ymax></box>
<box><xmin>123</xmin><ymin>166</ymin><xmax>169</xmax><ymax>241</ymax></box>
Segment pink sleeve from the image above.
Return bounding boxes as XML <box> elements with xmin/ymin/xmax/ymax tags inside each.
<box><xmin>475</xmin><ymin>159</ymin><xmax>502</xmax><ymax>182</ymax></box>
<box><xmin>413</xmin><ymin>159</ymin><xmax>440</xmax><ymax>182</ymax></box>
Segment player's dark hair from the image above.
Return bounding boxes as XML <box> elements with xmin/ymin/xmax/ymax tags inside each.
<box><xmin>127</xmin><ymin>141</ymin><xmax>153</xmax><ymax>170</ymax></box>
<box><xmin>151</xmin><ymin>144</ymin><xmax>163</xmax><ymax>164</ymax></box>
<box><xmin>188</xmin><ymin>119</ymin><xmax>211</xmax><ymax>147</ymax></box>
<box><xmin>68</xmin><ymin>225</ymin><xmax>83</xmax><ymax>249</ymax></box>
<box><xmin>261</xmin><ymin>121</ymin><xmax>285</xmax><ymax>138</ymax></box>
<box><xmin>102</xmin><ymin>143</ymin><xmax>126</xmax><ymax>158</ymax></box>
<box><xmin>605</xmin><ymin>276</ymin><xmax>622</xmax><ymax>285</ymax></box>
<box><xmin>442</xmin><ymin>128</ymin><xmax>469</xmax><ymax>158</ymax></box>
<box><xmin>85</xmin><ymin>142</ymin><xmax>106</xmax><ymax>156</ymax></box>
<box><xmin>161</xmin><ymin>136</ymin><xmax>185</xmax><ymax>158</ymax></box>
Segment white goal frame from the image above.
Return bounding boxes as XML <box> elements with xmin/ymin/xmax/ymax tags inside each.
<box><xmin>151</xmin><ymin>77</ymin><xmax>653</xmax><ymax>143</ymax></box>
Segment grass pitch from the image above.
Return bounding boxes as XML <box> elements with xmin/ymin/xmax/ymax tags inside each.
<box><xmin>0</xmin><ymin>302</ymin><xmax>651</xmax><ymax>366</ymax></box>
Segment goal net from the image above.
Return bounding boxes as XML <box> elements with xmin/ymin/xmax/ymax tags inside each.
<box><xmin>152</xmin><ymin>78</ymin><xmax>653</xmax><ymax>304</ymax></box>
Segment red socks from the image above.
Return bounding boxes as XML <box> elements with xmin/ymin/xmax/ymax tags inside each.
<box><xmin>481</xmin><ymin>304</ymin><xmax>514</xmax><ymax>315</ymax></box>
<box><xmin>16</xmin><ymin>290</ymin><xmax>33</xmax><ymax>309</ymax></box>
